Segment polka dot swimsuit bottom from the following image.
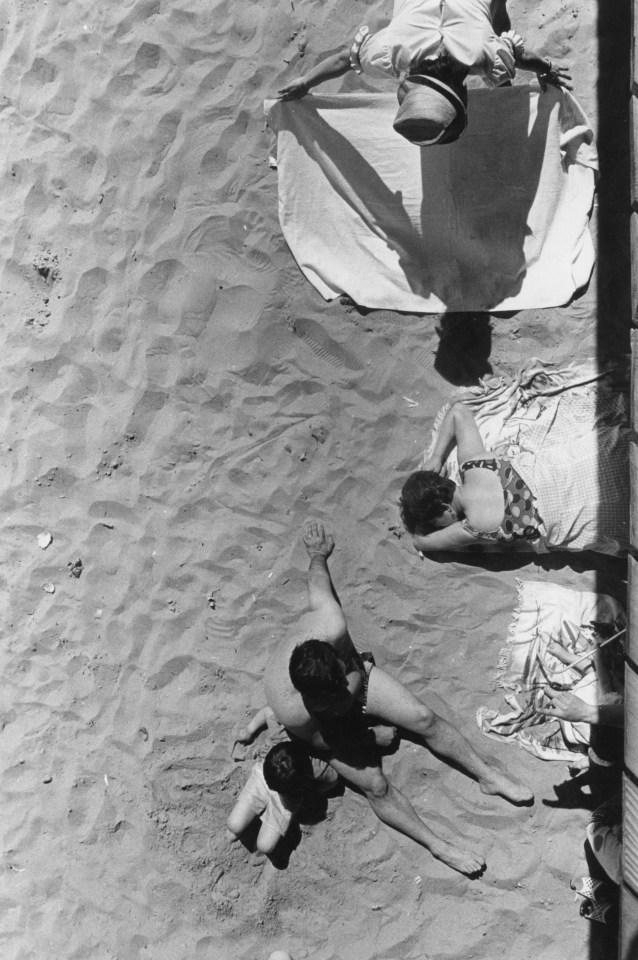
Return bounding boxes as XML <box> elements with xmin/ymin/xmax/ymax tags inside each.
<box><xmin>460</xmin><ymin>457</ymin><xmax>542</xmax><ymax>543</ymax></box>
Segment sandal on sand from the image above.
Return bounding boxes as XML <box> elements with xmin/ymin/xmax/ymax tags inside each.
<box><xmin>571</xmin><ymin>876</ymin><xmax>607</xmax><ymax>901</ymax></box>
<box><xmin>579</xmin><ymin>897</ymin><xmax>616</xmax><ymax>925</ymax></box>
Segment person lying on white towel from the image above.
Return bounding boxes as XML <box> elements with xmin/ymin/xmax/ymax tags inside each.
<box><xmin>278</xmin><ymin>0</ymin><xmax>571</xmax><ymax>146</ymax></box>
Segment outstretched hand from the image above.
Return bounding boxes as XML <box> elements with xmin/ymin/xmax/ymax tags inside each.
<box><xmin>538</xmin><ymin>64</ymin><xmax>572</xmax><ymax>92</ymax></box>
<box><xmin>278</xmin><ymin>77</ymin><xmax>310</xmax><ymax>100</ymax></box>
<box><xmin>303</xmin><ymin>520</ymin><xmax>335</xmax><ymax>558</ymax></box>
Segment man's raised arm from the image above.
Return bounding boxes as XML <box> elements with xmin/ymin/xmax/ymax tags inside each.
<box><xmin>302</xmin><ymin>520</ymin><xmax>347</xmax><ymax>640</ymax></box>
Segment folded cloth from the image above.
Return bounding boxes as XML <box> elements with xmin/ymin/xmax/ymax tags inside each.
<box><xmin>423</xmin><ymin>360</ymin><xmax>630</xmax><ymax>554</ymax></box>
<box><xmin>477</xmin><ymin>580</ymin><xmax>625</xmax><ymax>762</ymax></box>
<box><xmin>264</xmin><ymin>86</ymin><xmax>597</xmax><ymax>312</ymax></box>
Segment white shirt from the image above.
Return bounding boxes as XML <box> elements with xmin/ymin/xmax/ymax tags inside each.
<box><xmin>356</xmin><ymin>0</ymin><xmax>522</xmax><ymax>86</ymax></box>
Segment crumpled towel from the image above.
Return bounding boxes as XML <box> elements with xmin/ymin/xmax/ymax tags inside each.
<box><xmin>265</xmin><ymin>85</ymin><xmax>597</xmax><ymax>312</ymax></box>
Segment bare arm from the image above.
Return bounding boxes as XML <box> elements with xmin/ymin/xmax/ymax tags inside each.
<box><xmin>422</xmin><ymin>402</ymin><xmax>491</xmax><ymax>474</ymax></box>
<box><xmin>279</xmin><ymin>48</ymin><xmax>351</xmax><ymax>100</ymax></box>
<box><xmin>302</xmin><ymin>521</ymin><xmax>348</xmax><ymax>640</ymax></box>
<box><xmin>413</xmin><ymin>522</ymin><xmax>481</xmax><ymax>554</ymax></box>
<box><xmin>235</xmin><ymin>706</ymin><xmax>276</xmax><ymax>744</ymax></box>
<box><xmin>539</xmin><ymin>688</ymin><xmax>624</xmax><ymax>728</ymax></box>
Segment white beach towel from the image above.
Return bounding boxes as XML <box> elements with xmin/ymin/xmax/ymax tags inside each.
<box><xmin>264</xmin><ymin>86</ymin><xmax>596</xmax><ymax>312</ymax></box>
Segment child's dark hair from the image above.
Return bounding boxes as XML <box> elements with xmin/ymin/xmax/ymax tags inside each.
<box><xmin>399</xmin><ymin>470</ymin><xmax>456</xmax><ymax>534</ymax></box>
<box><xmin>289</xmin><ymin>639</ymin><xmax>347</xmax><ymax>698</ymax></box>
<box><xmin>263</xmin><ymin>740</ymin><xmax>313</xmax><ymax>793</ymax></box>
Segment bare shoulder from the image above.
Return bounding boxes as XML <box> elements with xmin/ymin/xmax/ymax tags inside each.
<box><xmin>264</xmin><ymin>615</ymin><xmax>329</xmax><ymax>725</ymax></box>
<box><xmin>265</xmin><ymin>635</ymin><xmax>302</xmax><ymax>713</ymax></box>
<box><xmin>298</xmin><ymin>608</ymin><xmax>347</xmax><ymax>643</ymax></box>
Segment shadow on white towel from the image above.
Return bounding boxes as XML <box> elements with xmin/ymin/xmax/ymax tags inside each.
<box><xmin>265</xmin><ymin>85</ymin><xmax>597</xmax><ymax>313</ymax></box>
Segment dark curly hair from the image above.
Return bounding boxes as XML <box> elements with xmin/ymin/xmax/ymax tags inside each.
<box><xmin>399</xmin><ymin>470</ymin><xmax>456</xmax><ymax>534</ymax></box>
<box><xmin>289</xmin><ymin>639</ymin><xmax>347</xmax><ymax>698</ymax></box>
<box><xmin>263</xmin><ymin>740</ymin><xmax>313</xmax><ymax>793</ymax></box>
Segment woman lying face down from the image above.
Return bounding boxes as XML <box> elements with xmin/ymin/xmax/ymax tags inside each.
<box><xmin>400</xmin><ymin>361</ymin><xmax>632</xmax><ymax>557</ymax></box>
<box><xmin>278</xmin><ymin>0</ymin><xmax>571</xmax><ymax>147</ymax></box>
<box><xmin>399</xmin><ymin>401</ymin><xmax>544</xmax><ymax>552</ymax></box>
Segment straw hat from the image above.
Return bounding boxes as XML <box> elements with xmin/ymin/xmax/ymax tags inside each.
<box><xmin>393</xmin><ymin>74</ymin><xmax>467</xmax><ymax>147</ymax></box>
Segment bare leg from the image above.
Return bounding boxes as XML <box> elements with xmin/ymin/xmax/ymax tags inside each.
<box><xmin>490</xmin><ymin>0</ymin><xmax>511</xmax><ymax>34</ymax></box>
<box><xmin>329</xmin><ymin>755</ymin><xmax>485</xmax><ymax>877</ymax></box>
<box><xmin>366</xmin><ymin>668</ymin><xmax>533</xmax><ymax>805</ymax></box>
<box><xmin>256</xmin><ymin>822</ymin><xmax>283</xmax><ymax>855</ymax></box>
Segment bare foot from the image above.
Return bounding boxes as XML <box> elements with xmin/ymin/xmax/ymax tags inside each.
<box><xmin>234</xmin><ymin>726</ymin><xmax>252</xmax><ymax>744</ymax></box>
<box><xmin>479</xmin><ymin>772</ymin><xmax>534</xmax><ymax>805</ymax></box>
<box><xmin>431</xmin><ymin>840</ymin><xmax>486</xmax><ymax>877</ymax></box>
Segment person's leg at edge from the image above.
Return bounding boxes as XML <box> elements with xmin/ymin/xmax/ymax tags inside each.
<box><xmin>366</xmin><ymin>667</ymin><xmax>533</xmax><ymax>804</ymax></box>
<box><xmin>328</xmin><ymin>754</ymin><xmax>485</xmax><ymax>877</ymax></box>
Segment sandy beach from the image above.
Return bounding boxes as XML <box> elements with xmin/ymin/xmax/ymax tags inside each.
<box><xmin>0</xmin><ymin>2</ymin><xmax>630</xmax><ymax>959</ymax></box>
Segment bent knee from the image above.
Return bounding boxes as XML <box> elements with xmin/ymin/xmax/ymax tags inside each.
<box><xmin>256</xmin><ymin>831</ymin><xmax>281</xmax><ymax>855</ymax></box>
<box><xmin>226</xmin><ymin>807</ymin><xmax>251</xmax><ymax>838</ymax></box>
<box><xmin>363</xmin><ymin>770</ymin><xmax>391</xmax><ymax>802</ymax></box>
<box><xmin>414</xmin><ymin>704</ymin><xmax>437</xmax><ymax>735</ymax></box>
<box><xmin>226</xmin><ymin>814</ymin><xmax>242</xmax><ymax>837</ymax></box>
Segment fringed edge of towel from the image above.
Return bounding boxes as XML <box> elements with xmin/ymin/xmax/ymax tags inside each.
<box><xmin>493</xmin><ymin>576</ymin><xmax>525</xmax><ymax>688</ymax></box>
<box><xmin>421</xmin><ymin>400</ymin><xmax>451</xmax><ymax>466</ymax></box>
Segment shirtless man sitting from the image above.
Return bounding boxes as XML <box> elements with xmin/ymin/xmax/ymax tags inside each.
<box><xmin>265</xmin><ymin>520</ymin><xmax>533</xmax><ymax>877</ymax></box>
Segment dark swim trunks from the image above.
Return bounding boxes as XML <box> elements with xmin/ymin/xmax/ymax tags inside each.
<box><xmin>316</xmin><ymin>651</ymin><xmax>376</xmax><ymax>752</ymax></box>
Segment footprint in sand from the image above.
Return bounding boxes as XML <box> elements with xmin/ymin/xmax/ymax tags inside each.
<box><xmin>76</xmin><ymin>266</ymin><xmax>108</xmax><ymax>302</ymax></box>
<box><xmin>292</xmin><ymin>318</ymin><xmax>363</xmax><ymax>372</ymax></box>
<box><xmin>200</xmin><ymin>112</ymin><xmax>249</xmax><ymax>179</ymax></box>
<box><xmin>209</xmin><ymin>285</ymin><xmax>264</xmax><ymax>332</ymax></box>
<box><xmin>135</xmin><ymin>42</ymin><xmax>162</xmax><ymax>73</ymax></box>
<box><xmin>145</xmin><ymin>110</ymin><xmax>181</xmax><ymax>177</ymax></box>
<box><xmin>192</xmin><ymin>285</ymin><xmax>267</xmax><ymax>374</ymax></box>
<box><xmin>243</xmin><ymin>247</ymin><xmax>276</xmax><ymax>274</ymax></box>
